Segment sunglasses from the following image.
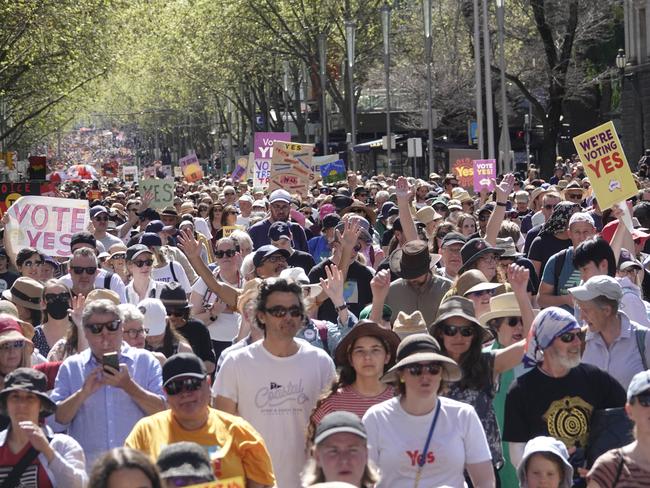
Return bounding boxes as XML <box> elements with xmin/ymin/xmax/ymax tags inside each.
<box><xmin>557</xmin><ymin>330</ymin><xmax>585</xmax><ymax>343</ymax></box>
<box><xmin>0</xmin><ymin>340</ymin><xmax>25</xmax><ymax>351</ymax></box>
<box><xmin>85</xmin><ymin>319</ymin><xmax>122</xmax><ymax>334</ymax></box>
<box><xmin>442</xmin><ymin>324</ymin><xmax>475</xmax><ymax>337</ymax></box>
<box><xmin>22</xmin><ymin>260</ymin><xmax>43</xmax><ymax>268</ymax></box>
<box><xmin>71</xmin><ymin>266</ymin><xmax>97</xmax><ymax>275</ymax></box>
<box><xmin>467</xmin><ymin>289</ymin><xmax>495</xmax><ymax>298</ymax></box>
<box><xmin>44</xmin><ymin>293</ymin><xmax>70</xmax><ymax>303</ymax></box>
<box><xmin>404</xmin><ymin>362</ymin><xmax>442</xmax><ymax>376</ymax></box>
<box><xmin>215</xmin><ymin>249</ymin><xmax>237</xmax><ymax>259</ymax></box>
<box><xmin>263</xmin><ymin>255</ymin><xmax>286</xmax><ymax>264</ymax></box>
<box><xmin>502</xmin><ymin>317</ymin><xmax>522</xmax><ymax>327</ymax></box>
<box><xmin>634</xmin><ymin>392</ymin><xmax>650</xmax><ymax>407</ymax></box>
<box><xmin>124</xmin><ymin>328</ymin><xmax>148</xmax><ymax>339</ymax></box>
<box><xmin>264</xmin><ymin>305</ymin><xmax>303</xmax><ymax>318</ymax></box>
<box><xmin>132</xmin><ymin>259</ymin><xmax>154</xmax><ymax>268</ymax></box>
<box><xmin>168</xmin><ymin>309</ymin><xmax>188</xmax><ymax>318</ymax></box>
<box><xmin>224</xmin><ymin>192</ymin><xmax>235</xmax><ymax>196</ymax></box>
<box><xmin>164</xmin><ymin>377</ymin><xmax>204</xmax><ymax>396</ymax></box>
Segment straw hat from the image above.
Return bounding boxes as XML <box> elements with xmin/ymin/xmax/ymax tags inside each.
<box><xmin>478</xmin><ymin>293</ymin><xmax>522</xmax><ymax>326</ymax></box>
<box><xmin>392</xmin><ymin>311</ymin><xmax>427</xmax><ymax>339</ymax></box>
<box><xmin>340</xmin><ymin>201</ymin><xmax>376</xmax><ymax>225</ymax></box>
<box><xmin>180</xmin><ymin>201</ymin><xmax>195</xmax><ymax>214</ymax></box>
<box><xmin>334</xmin><ymin>320</ymin><xmax>400</xmax><ymax>368</ymax></box>
<box><xmin>415</xmin><ymin>206</ymin><xmax>442</xmax><ymax>225</ymax></box>
<box><xmin>2</xmin><ymin>277</ymin><xmax>43</xmax><ymax>310</ymax></box>
<box><xmin>528</xmin><ymin>187</ymin><xmax>550</xmax><ymax>210</ymax></box>
<box><xmin>380</xmin><ymin>334</ymin><xmax>461</xmax><ymax>383</ymax></box>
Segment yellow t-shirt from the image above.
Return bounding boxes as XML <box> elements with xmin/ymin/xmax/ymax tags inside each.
<box><xmin>125</xmin><ymin>408</ymin><xmax>275</xmax><ymax>486</ymax></box>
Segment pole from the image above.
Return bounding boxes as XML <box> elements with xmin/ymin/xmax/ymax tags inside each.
<box><xmin>482</xmin><ymin>0</ymin><xmax>495</xmax><ymax>159</ymax></box>
<box><xmin>319</xmin><ymin>33</ymin><xmax>328</xmax><ymax>155</ymax></box>
<box><xmin>472</xmin><ymin>0</ymin><xmax>484</xmax><ymax>158</ymax></box>
<box><xmin>301</xmin><ymin>61</ymin><xmax>310</xmax><ymax>143</ymax></box>
<box><xmin>496</xmin><ymin>0</ymin><xmax>510</xmax><ymax>172</ymax></box>
<box><xmin>382</xmin><ymin>4</ymin><xmax>392</xmax><ymax>173</ymax></box>
<box><xmin>283</xmin><ymin>61</ymin><xmax>289</xmax><ymax>134</ymax></box>
<box><xmin>227</xmin><ymin>99</ymin><xmax>234</xmax><ymax>174</ymax></box>
<box><xmin>345</xmin><ymin>21</ymin><xmax>357</xmax><ymax>171</ymax></box>
<box><xmin>423</xmin><ymin>0</ymin><xmax>434</xmax><ymax>176</ymax></box>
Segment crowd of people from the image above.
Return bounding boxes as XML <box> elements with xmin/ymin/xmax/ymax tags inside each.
<box><xmin>0</xmin><ymin>154</ymin><xmax>647</xmax><ymax>487</ymax></box>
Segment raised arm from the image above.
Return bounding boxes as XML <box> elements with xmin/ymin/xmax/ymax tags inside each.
<box><xmin>368</xmin><ymin>269</ymin><xmax>391</xmax><ymax>328</ymax></box>
<box><xmin>485</xmin><ymin>174</ymin><xmax>515</xmax><ymax>246</ymax></box>
<box><xmin>395</xmin><ymin>176</ymin><xmax>419</xmax><ymax>243</ymax></box>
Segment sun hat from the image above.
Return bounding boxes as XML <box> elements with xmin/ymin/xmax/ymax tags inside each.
<box><xmin>478</xmin><ymin>292</ymin><xmax>525</xmax><ymax>326</ymax></box>
<box><xmin>138</xmin><ymin>298</ymin><xmax>167</xmax><ymax>336</ymax></box>
<box><xmin>2</xmin><ymin>277</ymin><xmax>43</xmax><ymax>310</ymax></box>
<box><xmin>459</xmin><ymin>238</ymin><xmax>505</xmax><ymax>273</ymax></box>
<box><xmin>279</xmin><ymin>267</ymin><xmax>322</xmax><ymax>299</ymax></box>
<box><xmin>314</xmin><ymin>411</ymin><xmax>367</xmax><ymax>446</ymax></box>
<box><xmin>157</xmin><ymin>441</ymin><xmax>214</xmax><ymax>482</ymax></box>
<box><xmin>392</xmin><ymin>311</ymin><xmax>428</xmax><ymax>339</ymax></box>
<box><xmin>162</xmin><ymin>352</ymin><xmax>207</xmax><ymax>387</ymax></box>
<box><xmin>517</xmin><ymin>436</ymin><xmax>573</xmax><ymax>488</ymax></box>
<box><xmin>455</xmin><ymin>270</ymin><xmax>502</xmax><ymax>297</ymax></box>
<box><xmin>415</xmin><ymin>206</ymin><xmax>442</xmax><ymax>225</ymax></box>
<box><xmin>333</xmin><ymin>320</ymin><xmax>400</xmax><ymax>368</ymax></box>
<box><xmin>389</xmin><ymin>241</ymin><xmax>441</xmax><ymax>279</ymax></box>
<box><xmin>341</xmin><ymin>201</ymin><xmax>376</xmax><ymax>225</ymax></box>
<box><xmin>568</xmin><ymin>275</ymin><xmax>623</xmax><ymax>302</ymax></box>
<box><xmin>447</xmin><ymin>199</ymin><xmax>462</xmax><ymax>211</ymax></box>
<box><xmin>528</xmin><ymin>187</ymin><xmax>550</xmax><ymax>210</ymax></box>
<box><xmin>627</xmin><ymin>370</ymin><xmax>650</xmax><ymax>401</ymax></box>
<box><xmin>381</xmin><ymin>333</ymin><xmax>461</xmax><ymax>383</ymax></box>
<box><xmin>0</xmin><ymin>367</ymin><xmax>57</xmax><ymax>417</ymax></box>
<box><xmin>494</xmin><ymin>237</ymin><xmax>523</xmax><ymax>258</ymax></box>
<box><xmin>429</xmin><ymin>296</ymin><xmax>493</xmax><ymax>344</ymax></box>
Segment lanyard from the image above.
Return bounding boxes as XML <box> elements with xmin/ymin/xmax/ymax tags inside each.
<box><xmin>414</xmin><ymin>399</ymin><xmax>441</xmax><ymax>488</ymax></box>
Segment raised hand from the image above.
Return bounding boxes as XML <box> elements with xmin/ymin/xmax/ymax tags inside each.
<box><xmin>340</xmin><ymin>217</ymin><xmax>361</xmax><ymax>250</ymax></box>
<box><xmin>177</xmin><ymin>227</ymin><xmax>201</xmax><ymax>259</ymax></box>
<box><xmin>320</xmin><ymin>264</ymin><xmax>345</xmax><ymax>303</ymax></box>
<box><xmin>69</xmin><ymin>294</ymin><xmax>86</xmax><ymax>328</ymax></box>
<box><xmin>395</xmin><ymin>176</ymin><xmax>414</xmax><ymax>201</ymax></box>
<box><xmin>507</xmin><ymin>263</ymin><xmax>529</xmax><ymax>294</ymax></box>
<box><xmin>370</xmin><ymin>269</ymin><xmax>391</xmax><ymax>301</ymax></box>
<box><xmin>495</xmin><ymin>173</ymin><xmax>515</xmax><ymax>201</ymax></box>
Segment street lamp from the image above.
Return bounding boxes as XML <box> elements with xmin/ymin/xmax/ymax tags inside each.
<box><xmin>345</xmin><ymin>20</ymin><xmax>357</xmax><ymax>171</ymax></box>
<box><xmin>318</xmin><ymin>33</ymin><xmax>328</xmax><ymax>155</ymax></box>
<box><xmin>482</xmin><ymin>0</ymin><xmax>495</xmax><ymax>160</ymax></box>
<box><xmin>381</xmin><ymin>3</ymin><xmax>392</xmax><ymax>173</ymax></box>
<box><xmin>472</xmin><ymin>0</ymin><xmax>484</xmax><ymax>158</ymax></box>
<box><xmin>616</xmin><ymin>48</ymin><xmax>626</xmax><ymax>72</ymax></box>
<box><xmin>423</xmin><ymin>0</ymin><xmax>434</xmax><ymax>177</ymax></box>
<box><xmin>496</xmin><ymin>0</ymin><xmax>511</xmax><ymax>172</ymax></box>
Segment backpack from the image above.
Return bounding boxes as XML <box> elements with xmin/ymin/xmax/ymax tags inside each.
<box><xmin>553</xmin><ymin>248</ymin><xmax>569</xmax><ymax>296</ymax></box>
<box><xmin>635</xmin><ymin>327</ymin><xmax>648</xmax><ymax>370</ymax></box>
<box><xmin>103</xmin><ymin>271</ymin><xmax>114</xmax><ymax>290</ymax></box>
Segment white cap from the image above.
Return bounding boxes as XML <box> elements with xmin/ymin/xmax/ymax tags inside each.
<box><xmin>269</xmin><ymin>189</ymin><xmax>291</xmax><ymax>204</ymax></box>
<box><xmin>568</xmin><ymin>212</ymin><xmax>595</xmax><ymax>228</ymax></box>
<box><xmin>138</xmin><ymin>298</ymin><xmax>167</xmax><ymax>336</ymax></box>
<box><xmin>568</xmin><ymin>275</ymin><xmax>623</xmax><ymax>302</ymax></box>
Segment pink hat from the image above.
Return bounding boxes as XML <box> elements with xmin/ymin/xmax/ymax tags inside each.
<box><xmin>319</xmin><ymin>204</ymin><xmax>336</xmax><ymax>221</ymax></box>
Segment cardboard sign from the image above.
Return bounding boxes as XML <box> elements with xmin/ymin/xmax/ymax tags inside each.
<box><xmin>269</xmin><ymin>141</ymin><xmax>314</xmax><ymax>197</ymax></box>
<box><xmin>573</xmin><ymin>121</ymin><xmax>637</xmax><ymax>210</ymax></box>
<box><xmin>253</xmin><ymin>132</ymin><xmax>291</xmax><ymax>187</ymax></box>
<box><xmin>183</xmin><ymin>476</ymin><xmax>244</xmax><ymax>488</ymax></box>
<box><xmin>173</xmin><ymin>167</ymin><xmax>183</xmax><ymax>177</ymax></box>
<box><xmin>449</xmin><ymin>149</ymin><xmax>481</xmax><ymax>189</ymax></box>
<box><xmin>320</xmin><ymin>158</ymin><xmax>346</xmax><ymax>184</ymax></box>
<box><xmin>5</xmin><ymin>196</ymin><xmax>89</xmax><ymax>257</ymax></box>
<box><xmin>139</xmin><ymin>178</ymin><xmax>174</xmax><ymax>209</ymax></box>
<box><xmin>0</xmin><ymin>182</ymin><xmax>42</xmax><ymax>215</ymax></box>
<box><xmin>179</xmin><ymin>152</ymin><xmax>204</xmax><ymax>182</ymax></box>
<box><xmin>222</xmin><ymin>225</ymin><xmax>244</xmax><ymax>237</ymax></box>
<box><xmin>102</xmin><ymin>159</ymin><xmax>119</xmax><ymax>177</ymax></box>
<box><xmin>472</xmin><ymin>159</ymin><xmax>496</xmax><ymax>192</ymax></box>
<box><xmin>123</xmin><ymin>166</ymin><xmax>139</xmax><ymax>184</ymax></box>
<box><xmin>231</xmin><ymin>157</ymin><xmax>249</xmax><ymax>182</ymax></box>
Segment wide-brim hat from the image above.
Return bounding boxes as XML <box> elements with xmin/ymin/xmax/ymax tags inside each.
<box><xmin>381</xmin><ymin>333</ymin><xmax>461</xmax><ymax>384</ymax></box>
<box><xmin>0</xmin><ymin>368</ymin><xmax>56</xmax><ymax>417</ymax></box>
<box><xmin>334</xmin><ymin>321</ymin><xmax>400</xmax><ymax>368</ymax></box>
<box><xmin>429</xmin><ymin>296</ymin><xmax>493</xmax><ymax>344</ymax></box>
<box><xmin>458</xmin><ymin>238</ymin><xmax>505</xmax><ymax>274</ymax></box>
<box><xmin>528</xmin><ymin>187</ymin><xmax>550</xmax><ymax>210</ymax></box>
<box><xmin>341</xmin><ymin>201</ymin><xmax>376</xmax><ymax>225</ymax></box>
<box><xmin>389</xmin><ymin>241</ymin><xmax>441</xmax><ymax>280</ymax></box>
<box><xmin>494</xmin><ymin>237</ymin><xmax>523</xmax><ymax>258</ymax></box>
<box><xmin>455</xmin><ymin>269</ymin><xmax>500</xmax><ymax>297</ymax></box>
<box><xmin>2</xmin><ymin>277</ymin><xmax>43</xmax><ymax>310</ymax></box>
<box><xmin>393</xmin><ymin>311</ymin><xmax>428</xmax><ymax>338</ymax></box>
<box><xmin>478</xmin><ymin>292</ymin><xmax>523</xmax><ymax>326</ymax></box>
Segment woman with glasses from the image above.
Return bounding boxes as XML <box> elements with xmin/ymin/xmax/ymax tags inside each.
<box><xmin>429</xmin><ymin>293</ymin><xmax>532</xmax><ymax>486</ymax></box>
<box><xmin>118</xmin><ymin>304</ymin><xmax>166</xmax><ymax>365</ymax></box>
<box><xmin>15</xmin><ymin>248</ymin><xmax>43</xmax><ymax>280</ymax></box>
<box><xmin>362</xmin><ymin>333</ymin><xmax>494</xmax><ymax>487</ymax></box>
<box><xmin>0</xmin><ymin>315</ymin><xmax>34</xmax><ymax>391</ymax></box>
<box><xmin>125</xmin><ymin>244</ymin><xmax>166</xmax><ymax>304</ymax></box>
<box><xmin>32</xmin><ymin>280</ymin><xmax>73</xmax><ymax>357</ymax></box>
<box><xmin>190</xmin><ymin>237</ymin><xmax>243</xmax><ymax>359</ymax></box>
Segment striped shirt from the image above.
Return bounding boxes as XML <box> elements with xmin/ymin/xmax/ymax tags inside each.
<box><xmin>588</xmin><ymin>447</ymin><xmax>650</xmax><ymax>487</ymax></box>
<box><xmin>311</xmin><ymin>385</ymin><xmax>395</xmax><ymax>424</ymax></box>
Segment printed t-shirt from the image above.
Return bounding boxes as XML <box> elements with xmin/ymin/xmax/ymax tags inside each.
<box><xmin>0</xmin><ymin>442</ymin><xmax>51</xmax><ymax>487</ymax></box>
<box><xmin>125</xmin><ymin>408</ymin><xmax>274</xmax><ymax>486</ymax></box>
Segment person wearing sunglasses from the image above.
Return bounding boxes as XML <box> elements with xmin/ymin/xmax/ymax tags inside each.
<box><xmin>68</xmin><ymin>247</ymin><xmax>100</xmax><ymax>299</ymax></box>
<box><xmin>252</xmin><ymin>245</ymin><xmax>289</xmax><ymax>279</ymax></box>
<box><xmin>269</xmin><ymin>221</ymin><xmax>316</xmax><ymax>275</ymax></box>
<box><xmin>362</xmin><ymin>333</ymin><xmax>494</xmax><ymax>487</ymax></box>
<box><xmin>522</xmin><ymin>191</ymin><xmax>562</xmax><ymax>257</ymax></box>
<box><xmin>214</xmin><ymin>278</ymin><xmax>335</xmax><ymax>488</ymax></box>
<box><xmin>90</xmin><ymin>205</ymin><xmax>123</xmax><ymax>251</ymax></box>
<box><xmin>51</xmin><ymin>299</ymin><xmax>166</xmax><ymax>470</ymax></box>
<box><xmin>125</xmin><ymin>244</ymin><xmax>166</xmax><ymax>304</ymax></box>
<box><xmin>503</xmin><ymin>307</ymin><xmax>626</xmax><ymax>474</ymax></box>
<box><xmin>14</xmin><ymin>247</ymin><xmax>43</xmax><ymax>281</ymax></box>
<box><xmin>587</xmin><ymin>370</ymin><xmax>650</xmax><ymax>488</ymax></box>
<box><xmin>32</xmin><ymin>280</ymin><xmax>73</xmax><ymax>358</ymax></box>
<box><xmin>126</xmin><ymin>353</ymin><xmax>275</xmax><ymax>487</ymax></box>
<box><xmin>140</xmin><ymin>233</ymin><xmax>192</xmax><ymax>295</ymax></box>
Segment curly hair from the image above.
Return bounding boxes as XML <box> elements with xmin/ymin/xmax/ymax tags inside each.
<box><xmin>254</xmin><ymin>278</ymin><xmax>304</xmax><ymax>331</ymax></box>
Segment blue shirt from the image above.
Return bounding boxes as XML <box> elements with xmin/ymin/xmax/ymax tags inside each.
<box><xmin>248</xmin><ymin>218</ymin><xmax>309</xmax><ymax>251</ymax></box>
<box><xmin>308</xmin><ymin>235</ymin><xmax>331</xmax><ymax>263</ymax></box>
<box><xmin>50</xmin><ymin>343</ymin><xmax>164</xmax><ymax>470</ymax></box>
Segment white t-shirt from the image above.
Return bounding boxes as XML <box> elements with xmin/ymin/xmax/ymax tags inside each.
<box><xmin>215</xmin><ymin>340</ymin><xmax>335</xmax><ymax>488</ymax></box>
<box><xmin>362</xmin><ymin>396</ymin><xmax>491</xmax><ymax>488</ymax></box>
<box><xmin>59</xmin><ymin>270</ymin><xmax>127</xmax><ymax>303</ymax></box>
<box><xmin>191</xmin><ymin>277</ymin><xmax>240</xmax><ymax>342</ymax></box>
<box><xmin>235</xmin><ymin>215</ymin><xmax>251</xmax><ymax>228</ymax></box>
<box><xmin>151</xmin><ymin>261</ymin><xmax>191</xmax><ymax>293</ymax></box>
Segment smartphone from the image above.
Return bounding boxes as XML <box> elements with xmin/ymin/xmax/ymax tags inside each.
<box><xmin>102</xmin><ymin>352</ymin><xmax>119</xmax><ymax>373</ymax></box>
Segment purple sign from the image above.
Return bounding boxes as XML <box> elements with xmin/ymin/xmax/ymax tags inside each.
<box><xmin>473</xmin><ymin>159</ymin><xmax>496</xmax><ymax>192</ymax></box>
<box><xmin>254</xmin><ymin>132</ymin><xmax>291</xmax><ymax>160</ymax></box>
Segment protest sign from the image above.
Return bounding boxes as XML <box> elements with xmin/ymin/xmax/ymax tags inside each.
<box><xmin>101</xmin><ymin>159</ymin><xmax>119</xmax><ymax>178</ymax></box>
<box><xmin>269</xmin><ymin>141</ymin><xmax>314</xmax><ymax>197</ymax></box>
<box><xmin>183</xmin><ymin>476</ymin><xmax>244</xmax><ymax>488</ymax></box>
<box><xmin>139</xmin><ymin>178</ymin><xmax>174</xmax><ymax>209</ymax></box>
<box><xmin>573</xmin><ymin>121</ymin><xmax>637</xmax><ymax>210</ymax></box>
<box><xmin>231</xmin><ymin>156</ymin><xmax>249</xmax><ymax>183</ymax></box>
<box><xmin>173</xmin><ymin>166</ymin><xmax>183</xmax><ymax>178</ymax></box>
<box><xmin>0</xmin><ymin>182</ymin><xmax>42</xmax><ymax>215</ymax></box>
<box><xmin>179</xmin><ymin>152</ymin><xmax>204</xmax><ymax>182</ymax></box>
<box><xmin>5</xmin><ymin>196</ymin><xmax>89</xmax><ymax>257</ymax></box>
<box><xmin>222</xmin><ymin>225</ymin><xmax>245</xmax><ymax>237</ymax></box>
<box><xmin>320</xmin><ymin>158</ymin><xmax>346</xmax><ymax>184</ymax></box>
<box><xmin>472</xmin><ymin>159</ymin><xmax>496</xmax><ymax>192</ymax></box>
<box><xmin>253</xmin><ymin>132</ymin><xmax>291</xmax><ymax>188</ymax></box>
<box><xmin>449</xmin><ymin>149</ymin><xmax>481</xmax><ymax>189</ymax></box>
<box><xmin>123</xmin><ymin>166</ymin><xmax>138</xmax><ymax>184</ymax></box>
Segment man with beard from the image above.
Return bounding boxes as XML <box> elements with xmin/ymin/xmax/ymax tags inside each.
<box><xmin>503</xmin><ymin>307</ymin><xmax>626</xmax><ymax>470</ymax></box>
<box><xmin>248</xmin><ymin>189</ymin><xmax>309</xmax><ymax>251</ymax></box>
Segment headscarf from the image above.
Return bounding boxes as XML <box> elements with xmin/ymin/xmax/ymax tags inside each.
<box><xmin>522</xmin><ymin>306</ymin><xmax>580</xmax><ymax>367</ymax></box>
<box><xmin>540</xmin><ymin>201</ymin><xmax>580</xmax><ymax>236</ymax></box>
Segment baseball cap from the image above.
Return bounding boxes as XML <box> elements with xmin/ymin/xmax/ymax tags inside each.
<box><xmin>162</xmin><ymin>353</ymin><xmax>207</xmax><ymax>387</ymax></box>
<box><xmin>145</xmin><ymin>220</ymin><xmax>165</xmax><ymax>233</ymax></box>
<box><xmin>89</xmin><ymin>206</ymin><xmax>109</xmax><ymax>219</ymax></box>
<box><xmin>627</xmin><ymin>370</ymin><xmax>650</xmax><ymax>401</ymax></box>
<box><xmin>268</xmin><ymin>221</ymin><xmax>292</xmax><ymax>241</ymax></box>
<box><xmin>140</xmin><ymin>232</ymin><xmax>163</xmax><ymax>248</ymax></box>
<box><xmin>238</xmin><ymin>194</ymin><xmax>254</xmax><ymax>203</ymax></box>
<box><xmin>252</xmin><ymin>245</ymin><xmax>290</xmax><ymax>268</ymax></box>
<box><xmin>568</xmin><ymin>275</ymin><xmax>623</xmax><ymax>302</ymax></box>
<box><xmin>138</xmin><ymin>298</ymin><xmax>167</xmax><ymax>336</ymax></box>
<box><xmin>314</xmin><ymin>411</ymin><xmax>367</xmax><ymax>445</ymax></box>
<box><xmin>441</xmin><ymin>232</ymin><xmax>466</xmax><ymax>248</ymax></box>
<box><xmin>269</xmin><ymin>189</ymin><xmax>291</xmax><ymax>204</ymax></box>
<box><xmin>126</xmin><ymin>244</ymin><xmax>152</xmax><ymax>262</ymax></box>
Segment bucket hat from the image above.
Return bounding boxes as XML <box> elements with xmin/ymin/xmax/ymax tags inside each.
<box><xmin>392</xmin><ymin>311</ymin><xmax>428</xmax><ymax>339</ymax></box>
<box><xmin>429</xmin><ymin>296</ymin><xmax>493</xmax><ymax>344</ymax></box>
<box><xmin>2</xmin><ymin>277</ymin><xmax>43</xmax><ymax>310</ymax></box>
<box><xmin>0</xmin><ymin>367</ymin><xmax>57</xmax><ymax>417</ymax></box>
<box><xmin>389</xmin><ymin>241</ymin><xmax>441</xmax><ymax>279</ymax></box>
<box><xmin>459</xmin><ymin>238</ymin><xmax>505</xmax><ymax>273</ymax></box>
<box><xmin>334</xmin><ymin>320</ymin><xmax>400</xmax><ymax>368</ymax></box>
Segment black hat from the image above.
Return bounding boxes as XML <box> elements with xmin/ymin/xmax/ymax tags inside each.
<box><xmin>140</xmin><ymin>232</ymin><xmax>163</xmax><ymax>247</ymax></box>
<box><xmin>441</xmin><ymin>232</ymin><xmax>467</xmax><ymax>248</ymax></box>
<box><xmin>160</xmin><ymin>282</ymin><xmax>191</xmax><ymax>310</ymax></box>
<box><xmin>138</xmin><ymin>208</ymin><xmax>161</xmax><ymax>221</ymax></box>
<box><xmin>89</xmin><ymin>205</ymin><xmax>109</xmax><ymax>219</ymax></box>
<box><xmin>162</xmin><ymin>353</ymin><xmax>207</xmax><ymax>387</ymax></box>
<box><xmin>145</xmin><ymin>220</ymin><xmax>164</xmax><ymax>233</ymax></box>
<box><xmin>126</xmin><ymin>244</ymin><xmax>152</xmax><ymax>262</ymax></box>
<box><xmin>314</xmin><ymin>411</ymin><xmax>367</xmax><ymax>445</ymax></box>
<box><xmin>321</xmin><ymin>214</ymin><xmax>341</xmax><ymax>230</ymax></box>
<box><xmin>252</xmin><ymin>245</ymin><xmax>290</xmax><ymax>268</ymax></box>
<box><xmin>389</xmin><ymin>240</ymin><xmax>431</xmax><ymax>279</ymax></box>
<box><xmin>332</xmin><ymin>193</ymin><xmax>353</xmax><ymax>211</ymax></box>
<box><xmin>0</xmin><ymin>368</ymin><xmax>57</xmax><ymax>417</ymax></box>
<box><xmin>157</xmin><ymin>442</ymin><xmax>214</xmax><ymax>481</ymax></box>
<box><xmin>70</xmin><ymin>231</ymin><xmax>96</xmax><ymax>250</ymax></box>
<box><xmin>459</xmin><ymin>238</ymin><xmax>505</xmax><ymax>273</ymax></box>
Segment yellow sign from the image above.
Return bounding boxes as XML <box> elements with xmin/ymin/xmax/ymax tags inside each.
<box><xmin>222</xmin><ymin>225</ymin><xmax>244</xmax><ymax>237</ymax></box>
<box><xmin>185</xmin><ymin>476</ymin><xmax>244</xmax><ymax>488</ymax></box>
<box><xmin>572</xmin><ymin>121</ymin><xmax>637</xmax><ymax>210</ymax></box>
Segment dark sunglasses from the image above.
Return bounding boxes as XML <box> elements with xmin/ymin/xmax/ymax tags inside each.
<box><xmin>442</xmin><ymin>324</ymin><xmax>475</xmax><ymax>337</ymax></box>
<box><xmin>264</xmin><ymin>305</ymin><xmax>303</xmax><ymax>318</ymax></box>
<box><xmin>71</xmin><ymin>266</ymin><xmax>97</xmax><ymax>275</ymax></box>
<box><xmin>215</xmin><ymin>249</ymin><xmax>237</xmax><ymax>259</ymax></box>
<box><xmin>132</xmin><ymin>259</ymin><xmax>154</xmax><ymax>268</ymax></box>
<box><xmin>634</xmin><ymin>392</ymin><xmax>650</xmax><ymax>407</ymax></box>
<box><xmin>543</xmin><ymin>204</ymin><xmax>555</xmax><ymax>210</ymax></box>
<box><xmin>503</xmin><ymin>317</ymin><xmax>522</xmax><ymax>327</ymax></box>
<box><xmin>467</xmin><ymin>289</ymin><xmax>495</xmax><ymax>298</ymax></box>
<box><xmin>167</xmin><ymin>309</ymin><xmax>188</xmax><ymax>318</ymax></box>
<box><xmin>558</xmin><ymin>330</ymin><xmax>585</xmax><ymax>343</ymax></box>
<box><xmin>404</xmin><ymin>362</ymin><xmax>442</xmax><ymax>376</ymax></box>
<box><xmin>164</xmin><ymin>377</ymin><xmax>205</xmax><ymax>396</ymax></box>
<box><xmin>85</xmin><ymin>319</ymin><xmax>121</xmax><ymax>334</ymax></box>
<box><xmin>566</xmin><ymin>193</ymin><xmax>583</xmax><ymax>200</ymax></box>
<box><xmin>44</xmin><ymin>293</ymin><xmax>70</xmax><ymax>303</ymax></box>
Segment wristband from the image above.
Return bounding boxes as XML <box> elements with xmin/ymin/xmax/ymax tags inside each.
<box><xmin>335</xmin><ymin>303</ymin><xmax>348</xmax><ymax>312</ymax></box>
<box><xmin>496</xmin><ymin>201</ymin><xmax>507</xmax><ymax>207</ymax></box>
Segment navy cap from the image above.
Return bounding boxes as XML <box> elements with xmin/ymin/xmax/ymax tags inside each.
<box><xmin>140</xmin><ymin>232</ymin><xmax>162</xmax><ymax>247</ymax></box>
<box><xmin>126</xmin><ymin>244</ymin><xmax>152</xmax><ymax>262</ymax></box>
<box><xmin>253</xmin><ymin>245</ymin><xmax>290</xmax><ymax>268</ymax></box>
<box><xmin>268</xmin><ymin>221</ymin><xmax>292</xmax><ymax>241</ymax></box>
<box><xmin>89</xmin><ymin>206</ymin><xmax>109</xmax><ymax>219</ymax></box>
<box><xmin>380</xmin><ymin>202</ymin><xmax>396</xmax><ymax>220</ymax></box>
<box><xmin>145</xmin><ymin>220</ymin><xmax>164</xmax><ymax>233</ymax></box>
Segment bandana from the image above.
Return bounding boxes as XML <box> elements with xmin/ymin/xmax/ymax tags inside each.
<box><xmin>522</xmin><ymin>307</ymin><xmax>580</xmax><ymax>367</ymax></box>
<box><xmin>540</xmin><ymin>201</ymin><xmax>580</xmax><ymax>236</ymax></box>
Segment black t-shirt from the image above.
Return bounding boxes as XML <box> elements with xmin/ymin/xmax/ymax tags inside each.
<box><xmin>528</xmin><ymin>233</ymin><xmax>571</xmax><ymax>271</ymax></box>
<box><xmin>287</xmin><ymin>250</ymin><xmax>316</xmax><ymax>275</ymax></box>
<box><xmin>0</xmin><ymin>271</ymin><xmax>19</xmax><ymax>292</ymax></box>
<box><xmin>308</xmin><ymin>258</ymin><xmax>373</xmax><ymax>323</ymax></box>
<box><xmin>524</xmin><ymin>223</ymin><xmax>543</xmax><ymax>256</ymax></box>
<box><xmin>503</xmin><ymin>363</ymin><xmax>626</xmax><ymax>449</ymax></box>
<box><xmin>175</xmin><ymin>318</ymin><xmax>217</xmax><ymax>364</ymax></box>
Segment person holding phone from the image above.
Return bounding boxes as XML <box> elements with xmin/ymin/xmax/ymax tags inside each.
<box><xmin>51</xmin><ymin>299</ymin><xmax>166</xmax><ymax>470</ymax></box>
